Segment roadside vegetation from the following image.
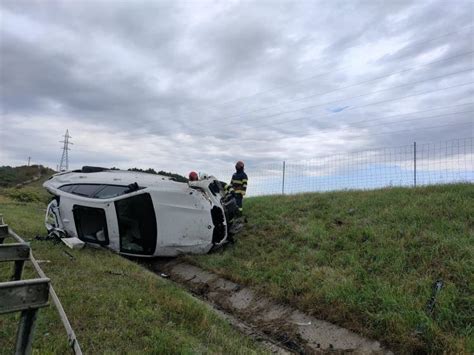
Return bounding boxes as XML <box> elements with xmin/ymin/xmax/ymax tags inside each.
<box><xmin>190</xmin><ymin>184</ymin><xmax>474</xmax><ymax>353</ymax></box>
<box><xmin>0</xmin><ymin>165</ymin><xmax>54</xmax><ymax>188</ymax></box>
<box><xmin>0</xmin><ymin>180</ymin><xmax>264</xmax><ymax>354</ymax></box>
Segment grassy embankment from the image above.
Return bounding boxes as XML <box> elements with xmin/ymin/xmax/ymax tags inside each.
<box><xmin>0</xmin><ymin>180</ymin><xmax>264</xmax><ymax>354</ymax></box>
<box><xmin>190</xmin><ymin>184</ymin><xmax>474</xmax><ymax>353</ymax></box>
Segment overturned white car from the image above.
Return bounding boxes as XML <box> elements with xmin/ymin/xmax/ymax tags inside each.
<box><xmin>43</xmin><ymin>167</ymin><xmax>240</xmax><ymax>257</ymax></box>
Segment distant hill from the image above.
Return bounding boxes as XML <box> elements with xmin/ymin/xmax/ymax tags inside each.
<box><xmin>0</xmin><ymin>165</ymin><xmax>56</xmax><ymax>188</ymax></box>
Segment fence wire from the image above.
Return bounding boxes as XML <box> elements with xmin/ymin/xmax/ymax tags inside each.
<box><xmin>212</xmin><ymin>137</ymin><xmax>473</xmax><ymax>196</ymax></box>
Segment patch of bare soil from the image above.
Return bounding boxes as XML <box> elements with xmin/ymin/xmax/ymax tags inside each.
<box><xmin>147</xmin><ymin>259</ymin><xmax>392</xmax><ymax>354</ymax></box>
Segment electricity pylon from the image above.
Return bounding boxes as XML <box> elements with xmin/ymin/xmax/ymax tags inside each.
<box><xmin>59</xmin><ymin>130</ymin><xmax>73</xmax><ymax>171</ymax></box>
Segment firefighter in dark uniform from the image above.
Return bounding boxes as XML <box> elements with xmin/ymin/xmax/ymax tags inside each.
<box><xmin>230</xmin><ymin>161</ymin><xmax>248</xmax><ymax>213</ymax></box>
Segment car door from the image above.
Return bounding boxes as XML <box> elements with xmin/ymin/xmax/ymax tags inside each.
<box><xmin>114</xmin><ymin>193</ymin><xmax>157</xmax><ymax>255</ymax></box>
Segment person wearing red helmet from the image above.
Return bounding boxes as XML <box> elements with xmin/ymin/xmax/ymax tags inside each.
<box><xmin>230</xmin><ymin>160</ymin><xmax>248</xmax><ymax>212</ymax></box>
<box><xmin>188</xmin><ymin>171</ymin><xmax>199</xmax><ymax>181</ymax></box>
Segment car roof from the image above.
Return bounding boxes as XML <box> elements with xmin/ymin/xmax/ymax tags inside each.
<box><xmin>45</xmin><ymin>170</ymin><xmax>184</xmax><ymax>190</ymax></box>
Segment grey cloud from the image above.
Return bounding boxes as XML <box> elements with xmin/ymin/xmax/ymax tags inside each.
<box><xmin>1</xmin><ymin>34</ymin><xmax>76</xmax><ymax>113</ymax></box>
<box><xmin>0</xmin><ymin>30</ymin><xmax>198</xmax><ymax>133</ymax></box>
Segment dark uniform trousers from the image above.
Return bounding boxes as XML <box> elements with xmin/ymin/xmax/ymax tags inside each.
<box><xmin>231</xmin><ymin>170</ymin><xmax>248</xmax><ymax>211</ymax></box>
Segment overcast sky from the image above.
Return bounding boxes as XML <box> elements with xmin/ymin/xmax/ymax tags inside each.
<box><xmin>1</xmin><ymin>0</ymin><xmax>473</xmax><ymax>175</ymax></box>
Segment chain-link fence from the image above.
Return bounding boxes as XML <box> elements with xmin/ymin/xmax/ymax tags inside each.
<box><xmin>212</xmin><ymin>137</ymin><xmax>474</xmax><ymax>196</ymax></box>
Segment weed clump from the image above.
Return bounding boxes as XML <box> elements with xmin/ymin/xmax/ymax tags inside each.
<box><xmin>4</xmin><ymin>187</ymin><xmax>44</xmax><ymax>203</ymax></box>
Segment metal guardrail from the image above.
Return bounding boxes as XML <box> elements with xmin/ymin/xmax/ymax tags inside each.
<box><xmin>0</xmin><ymin>215</ymin><xmax>82</xmax><ymax>355</ymax></box>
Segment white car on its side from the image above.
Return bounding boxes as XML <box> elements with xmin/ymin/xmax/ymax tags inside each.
<box><xmin>43</xmin><ymin>167</ymin><xmax>240</xmax><ymax>257</ymax></box>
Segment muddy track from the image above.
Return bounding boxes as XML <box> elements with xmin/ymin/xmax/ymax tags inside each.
<box><xmin>145</xmin><ymin>258</ymin><xmax>392</xmax><ymax>354</ymax></box>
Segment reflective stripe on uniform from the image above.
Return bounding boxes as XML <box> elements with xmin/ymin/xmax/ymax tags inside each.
<box><xmin>231</xmin><ymin>179</ymin><xmax>248</xmax><ymax>184</ymax></box>
<box><xmin>235</xmin><ymin>190</ymin><xmax>246</xmax><ymax>195</ymax></box>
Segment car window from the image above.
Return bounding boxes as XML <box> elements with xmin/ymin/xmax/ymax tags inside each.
<box><xmin>59</xmin><ymin>185</ymin><xmax>75</xmax><ymax>193</ymax></box>
<box><xmin>70</xmin><ymin>184</ymin><xmax>103</xmax><ymax>197</ymax></box>
<box><xmin>95</xmin><ymin>185</ymin><xmax>130</xmax><ymax>199</ymax></box>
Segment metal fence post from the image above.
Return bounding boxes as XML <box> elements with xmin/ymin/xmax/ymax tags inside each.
<box><xmin>414</xmin><ymin>141</ymin><xmax>417</xmax><ymax>187</ymax></box>
<box><xmin>282</xmin><ymin>161</ymin><xmax>286</xmax><ymax>195</ymax></box>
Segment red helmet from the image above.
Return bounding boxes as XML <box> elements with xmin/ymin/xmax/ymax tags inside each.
<box><xmin>235</xmin><ymin>160</ymin><xmax>244</xmax><ymax>170</ymax></box>
<box><xmin>188</xmin><ymin>171</ymin><xmax>198</xmax><ymax>181</ymax></box>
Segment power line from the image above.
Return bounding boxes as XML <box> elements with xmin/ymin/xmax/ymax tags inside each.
<box><xmin>139</xmin><ymin>67</ymin><xmax>473</xmax><ymax>138</ymax></box>
<box><xmin>65</xmin><ymin>55</ymin><xmax>472</xmax><ymax>156</ymax></box>
<box><xmin>196</xmin><ymin>51</ymin><xmax>474</xmax><ymax>125</ymax></box>
<box><xmin>71</xmin><ymin>103</ymin><xmax>472</xmax><ymax>156</ymax></box>
<box><xmin>177</xmin><ymin>122</ymin><xmax>474</xmax><ymax>167</ymax></box>
<box><xmin>244</xmin><ymin>122</ymin><xmax>472</xmax><ymax>162</ymax></box>
<box><xmin>209</xmin><ymin>24</ymin><xmax>474</xmax><ymax>109</ymax></box>
<box><xmin>259</xmin><ymin>136</ymin><xmax>474</xmax><ymax>166</ymax></box>
<box><xmin>116</xmin><ymin>27</ymin><xmax>473</xmax><ymax>136</ymax></box>
<box><xmin>69</xmin><ymin>101</ymin><xmax>473</xmax><ymax>157</ymax></box>
<box><xmin>222</xmin><ymin>135</ymin><xmax>474</xmax><ymax>168</ymax></box>
<box><xmin>316</xmin><ymin>121</ymin><xmax>473</xmax><ymax>141</ymax></box>
<box><xmin>92</xmin><ymin>34</ymin><xmax>473</xmax><ymax>140</ymax></box>
<box><xmin>320</xmin><ymin>102</ymin><xmax>474</xmax><ymax>129</ymax></box>
<box><xmin>66</xmin><ymin>45</ymin><xmax>474</xmax><ymax>154</ymax></box>
<box><xmin>213</xmin><ymin>66</ymin><xmax>474</xmax><ymax>130</ymax></box>
<box><xmin>206</xmin><ymin>109</ymin><xmax>472</xmax><ymax>146</ymax></box>
<box><xmin>45</xmin><ymin>28</ymin><xmax>473</xmax><ymax>161</ymax></box>
<box><xmin>145</xmin><ymin>79</ymin><xmax>473</xmax><ymax>137</ymax></box>
<box><xmin>73</xmin><ymin>106</ymin><xmax>472</xmax><ymax>154</ymax></box>
<box><xmin>238</xmin><ymin>81</ymin><xmax>474</xmax><ymax>133</ymax></box>
<box><xmin>69</xmin><ymin>121</ymin><xmax>472</xmax><ymax>171</ymax></box>
<box><xmin>282</xmin><ymin>109</ymin><xmax>474</xmax><ymax>140</ymax></box>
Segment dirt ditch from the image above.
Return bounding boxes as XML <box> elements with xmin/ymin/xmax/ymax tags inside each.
<box><xmin>145</xmin><ymin>258</ymin><xmax>392</xmax><ymax>354</ymax></box>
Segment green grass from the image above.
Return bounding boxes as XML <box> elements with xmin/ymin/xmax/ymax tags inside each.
<box><xmin>189</xmin><ymin>184</ymin><xmax>474</xmax><ymax>353</ymax></box>
<box><xmin>0</xmin><ymin>187</ymin><xmax>265</xmax><ymax>354</ymax></box>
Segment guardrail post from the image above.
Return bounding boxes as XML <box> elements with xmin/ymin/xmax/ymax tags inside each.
<box><xmin>0</xmin><ymin>242</ymin><xmax>30</xmax><ymax>280</ymax></box>
<box><xmin>0</xmin><ymin>215</ymin><xmax>7</xmax><ymax>244</ymax></box>
<box><xmin>1</xmin><ymin>223</ymin><xmax>54</xmax><ymax>354</ymax></box>
<box><xmin>15</xmin><ymin>309</ymin><xmax>39</xmax><ymax>355</ymax></box>
<box><xmin>12</xmin><ymin>260</ymin><xmax>25</xmax><ymax>281</ymax></box>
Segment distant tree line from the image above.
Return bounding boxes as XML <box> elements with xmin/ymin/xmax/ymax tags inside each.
<box><xmin>126</xmin><ymin>167</ymin><xmax>188</xmax><ymax>182</ymax></box>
